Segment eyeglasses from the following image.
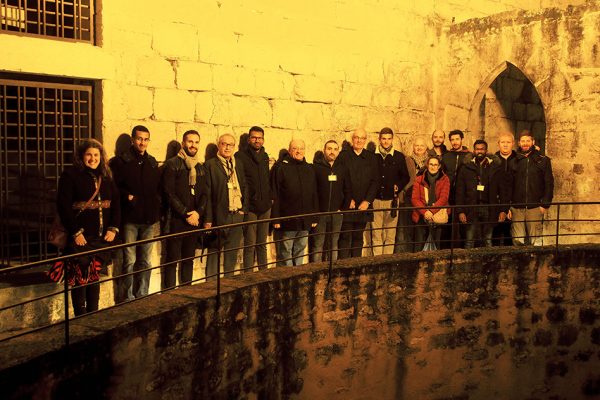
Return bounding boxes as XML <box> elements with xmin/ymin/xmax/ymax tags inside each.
<box><xmin>220</xmin><ymin>143</ymin><xmax>236</xmax><ymax>148</ymax></box>
<box><xmin>249</xmin><ymin>136</ymin><xmax>264</xmax><ymax>141</ymax></box>
<box><xmin>352</xmin><ymin>136</ymin><xmax>367</xmax><ymax>141</ymax></box>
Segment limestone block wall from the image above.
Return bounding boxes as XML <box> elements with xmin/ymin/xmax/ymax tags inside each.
<box><xmin>1</xmin><ymin>245</ymin><xmax>599</xmax><ymax>399</ymax></box>
<box><xmin>436</xmin><ymin>2</ymin><xmax>600</xmax><ymax>242</ymax></box>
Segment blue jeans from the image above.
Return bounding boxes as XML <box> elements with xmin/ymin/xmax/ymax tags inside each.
<box><xmin>278</xmin><ymin>230</ymin><xmax>308</xmax><ymax>266</ymax></box>
<box><xmin>123</xmin><ymin>222</ymin><xmax>156</xmax><ymax>299</ymax></box>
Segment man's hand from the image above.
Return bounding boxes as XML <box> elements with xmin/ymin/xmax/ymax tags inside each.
<box><xmin>349</xmin><ymin>199</ymin><xmax>356</xmax><ymax>209</ymax></box>
<box><xmin>203</xmin><ymin>222</ymin><xmax>212</xmax><ymax>229</ymax></box>
<box><xmin>186</xmin><ymin>211</ymin><xmax>200</xmax><ymax>226</ymax></box>
<box><xmin>459</xmin><ymin>213</ymin><xmax>467</xmax><ymax>224</ymax></box>
<box><xmin>358</xmin><ymin>201</ymin><xmax>370</xmax><ymax>211</ymax></box>
<box><xmin>104</xmin><ymin>230</ymin><xmax>116</xmax><ymax>242</ymax></box>
<box><xmin>273</xmin><ymin>223</ymin><xmax>281</xmax><ymax>229</ymax></box>
<box><xmin>507</xmin><ymin>210</ymin><xmax>512</xmax><ymax>220</ymax></box>
<box><xmin>74</xmin><ymin>232</ymin><xmax>87</xmax><ymax>246</ymax></box>
<box><xmin>128</xmin><ymin>194</ymin><xmax>134</xmax><ymax>201</ymax></box>
<box><xmin>498</xmin><ymin>212</ymin><xmax>507</xmax><ymax>222</ymax></box>
<box><xmin>311</xmin><ymin>223</ymin><xmax>317</xmax><ymax>228</ymax></box>
<box><xmin>539</xmin><ymin>206</ymin><xmax>547</xmax><ymax>214</ymax></box>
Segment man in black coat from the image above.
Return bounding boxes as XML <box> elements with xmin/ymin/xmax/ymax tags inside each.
<box><xmin>371</xmin><ymin>127</ymin><xmax>409</xmax><ymax>255</ymax></box>
<box><xmin>161</xmin><ymin>130</ymin><xmax>208</xmax><ymax>289</ymax></box>
<box><xmin>110</xmin><ymin>125</ymin><xmax>161</xmax><ymax>300</ymax></box>
<box><xmin>311</xmin><ymin>140</ymin><xmax>352</xmax><ymax>262</ymax></box>
<box><xmin>455</xmin><ymin>140</ymin><xmax>511</xmax><ymax>248</ymax></box>
<box><xmin>234</xmin><ymin>126</ymin><xmax>272</xmax><ymax>271</ymax></box>
<box><xmin>272</xmin><ymin>139</ymin><xmax>318</xmax><ymax>266</ymax></box>
<box><xmin>492</xmin><ymin>132</ymin><xmax>517</xmax><ymax>245</ymax></box>
<box><xmin>508</xmin><ymin>130</ymin><xmax>554</xmax><ymax>246</ymax></box>
<box><xmin>337</xmin><ymin>128</ymin><xmax>380</xmax><ymax>259</ymax></box>
<box><xmin>204</xmin><ymin>134</ymin><xmax>249</xmax><ymax>277</ymax></box>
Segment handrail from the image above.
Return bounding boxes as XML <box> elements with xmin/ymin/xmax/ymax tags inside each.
<box><xmin>1</xmin><ymin>200</ymin><xmax>599</xmax><ymax>347</ymax></box>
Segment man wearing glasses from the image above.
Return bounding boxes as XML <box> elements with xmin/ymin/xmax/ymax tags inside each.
<box><xmin>337</xmin><ymin>128</ymin><xmax>380</xmax><ymax>258</ymax></box>
<box><xmin>204</xmin><ymin>134</ymin><xmax>249</xmax><ymax>277</ymax></box>
<box><xmin>235</xmin><ymin>126</ymin><xmax>272</xmax><ymax>271</ymax></box>
<box><xmin>111</xmin><ymin>125</ymin><xmax>161</xmax><ymax>301</ymax></box>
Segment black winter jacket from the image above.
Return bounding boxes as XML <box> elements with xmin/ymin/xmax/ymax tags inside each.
<box><xmin>204</xmin><ymin>156</ymin><xmax>249</xmax><ymax>226</ymax></box>
<box><xmin>375</xmin><ymin>149</ymin><xmax>410</xmax><ymax>200</ymax></box>
<box><xmin>509</xmin><ymin>149</ymin><xmax>554</xmax><ymax>209</ymax></box>
<box><xmin>313</xmin><ymin>158</ymin><xmax>352</xmax><ymax>212</ymax></box>
<box><xmin>455</xmin><ymin>153</ymin><xmax>511</xmax><ymax>220</ymax></box>
<box><xmin>235</xmin><ymin>147</ymin><xmax>271</xmax><ymax>214</ymax></box>
<box><xmin>336</xmin><ymin>148</ymin><xmax>380</xmax><ymax>222</ymax></box>
<box><xmin>110</xmin><ymin>147</ymin><xmax>161</xmax><ymax>225</ymax></box>
<box><xmin>161</xmin><ymin>156</ymin><xmax>208</xmax><ymax>229</ymax></box>
<box><xmin>271</xmin><ymin>155</ymin><xmax>319</xmax><ymax>230</ymax></box>
<box><xmin>57</xmin><ymin>166</ymin><xmax>120</xmax><ymax>238</ymax></box>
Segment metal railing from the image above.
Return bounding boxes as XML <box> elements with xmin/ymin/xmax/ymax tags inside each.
<box><xmin>0</xmin><ymin>200</ymin><xmax>599</xmax><ymax>348</ymax></box>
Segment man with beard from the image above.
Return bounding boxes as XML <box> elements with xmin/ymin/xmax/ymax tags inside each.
<box><xmin>508</xmin><ymin>130</ymin><xmax>554</xmax><ymax>246</ymax></box>
<box><xmin>161</xmin><ymin>130</ymin><xmax>208</xmax><ymax>289</ymax></box>
<box><xmin>204</xmin><ymin>134</ymin><xmax>249</xmax><ymax>277</ymax></box>
<box><xmin>311</xmin><ymin>140</ymin><xmax>352</xmax><ymax>262</ymax></box>
<box><xmin>441</xmin><ymin>129</ymin><xmax>470</xmax><ymax>247</ymax></box>
<box><xmin>371</xmin><ymin>127</ymin><xmax>409</xmax><ymax>255</ymax></box>
<box><xmin>272</xmin><ymin>139</ymin><xmax>319</xmax><ymax>266</ymax></box>
<box><xmin>455</xmin><ymin>140</ymin><xmax>510</xmax><ymax>248</ymax></box>
<box><xmin>235</xmin><ymin>126</ymin><xmax>271</xmax><ymax>271</ymax></box>
<box><xmin>337</xmin><ymin>128</ymin><xmax>380</xmax><ymax>258</ymax></box>
<box><xmin>427</xmin><ymin>129</ymin><xmax>448</xmax><ymax>157</ymax></box>
<box><xmin>492</xmin><ymin>132</ymin><xmax>517</xmax><ymax>245</ymax></box>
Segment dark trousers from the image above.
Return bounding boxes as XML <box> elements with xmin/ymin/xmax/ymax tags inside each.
<box><xmin>492</xmin><ymin>219</ymin><xmax>512</xmax><ymax>246</ymax></box>
<box><xmin>339</xmin><ymin>221</ymin><xmax>367</xmax><ymax>259</ymax></box>
<box><xmin>414</xmin><ymin>218</ymin><xmax>442</xmax><ymax>251</ymax></box>
<box><xmin>163</xmin><ymin>220</ymin><xmax>198</xmax><ymax>290</ymax></box>
<box><xmin>71</xmin><ymin>282</ymin><xmax>100</xmax><ymax>316</ymax></box>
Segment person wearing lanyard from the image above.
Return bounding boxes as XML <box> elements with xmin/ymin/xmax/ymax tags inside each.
<box><xmin>204</xmin><ymin>134</ymin><xmax>249</xmax><ymax>277</ymax></box>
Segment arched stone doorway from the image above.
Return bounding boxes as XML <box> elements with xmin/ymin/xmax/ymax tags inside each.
<box><xmin>468</xmin><ymin>62</ymin><xmax>546</xmax><ymax>153</ymax></box>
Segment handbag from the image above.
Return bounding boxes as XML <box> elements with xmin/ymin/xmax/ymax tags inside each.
<box><xmin>48</xmin><ymin>176</ymin><xmax>102</xmax><ymax>250</ymax></box>
<box><xmin>423</xmin><ymin>187</ymin><xmax>448</xmax><ymax>225</ymax></box>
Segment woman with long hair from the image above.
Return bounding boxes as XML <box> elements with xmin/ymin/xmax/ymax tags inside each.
<box><xmin>53</xmin><ymin>139</ymin><xmax>120</xmax><ymax>316</ymax></box>
<box><xmin>411</xmin><ymin>156</ymin><xmax>450</xmax><ymax>250</ymax></box>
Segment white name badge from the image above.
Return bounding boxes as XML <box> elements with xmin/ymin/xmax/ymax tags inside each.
<box><xmin>477</xmin><ymin>185</ymin><xmax>485</xmax><ymax>191</ymax></box>
<box><xmin>328</xmin><ymin>174</ymin><xmax>337</xmax><ymax>182</ymax></box>
<box><xmin>227</xmin><ymin>182</ymin><xmax>234</xmax><ymax>189</ymax></box>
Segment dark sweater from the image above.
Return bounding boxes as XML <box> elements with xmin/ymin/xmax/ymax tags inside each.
<box><xmin>234</xmin><ymin>146</ymin><xmax>272</xmax><ymax>214</ymax></box>
<box><xmin>509</xmin><ymin>149</ymin><xmax>554</xmax><ymax>209</ymax></box>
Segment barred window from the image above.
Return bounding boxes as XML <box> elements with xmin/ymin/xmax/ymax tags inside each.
<box><xmin>0</xmin><ymin>75</ymin><xmax>94</xmax><ymax>267</ymax></box>
<box><xmin>0</xmin><ymin>0</ymin><xmax>94</xmax><ymax>43</ymax></box>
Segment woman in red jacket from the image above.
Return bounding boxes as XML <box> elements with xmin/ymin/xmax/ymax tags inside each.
<box><xmin>411</xmin><ymin>156</ymin><xmax>450</xmax><ymax>250</ymax></box>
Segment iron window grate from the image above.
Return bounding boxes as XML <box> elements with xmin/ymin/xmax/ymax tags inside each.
<box><xmin>0</xmin><ymin>0</ymin><xmax>94</xmax><ymax>43</ymax></box>
<box><xmin>0</xmin><ymin>77</ymin><xmax>93</xmax><ymax>267</ymax></box>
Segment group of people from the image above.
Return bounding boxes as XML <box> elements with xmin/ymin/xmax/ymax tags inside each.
<box><xmin>54</xmin><ymin>124</ymin><xmax>554</xmax><ymax>315</ymax></box>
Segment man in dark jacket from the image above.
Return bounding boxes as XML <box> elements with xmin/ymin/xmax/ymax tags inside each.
<box><xmin>204</xmin><ymin>134</ymin><xmax>249</xmax><ymax>277</ymax></box>
<box><xmin>455</xmin><ymin>140</ymin><xmax>511</xmax><ymax>248</ymax></box>
<box><xmin>234</xmin><ymin>126</ymin><xmax>272</xmax><ymax>271</ymax></box>
<box><xmin>441</xmin><ymin>129</ymin><xmax>470</xmax><ymax>248</ymax></box>
<box><xmin>492</xmin><ymin>132</ymin><xmax>517</xmax><ymax>245</ymax></box>
<box><xmin>371</xmin><ymin>127</ymin><xmax>410</xmax><ymax>255</ymax></box>
<box><xmin>110</xmin><ymin>125</ymin><xmax>161</xmax><ymax>300</ymax></box>
<box><xmin>337</xmin><ymin>128</ymin><xmax>380</xmax><ymax>259</ymax></box>
<box><xmin>272</xmin><ymin>139</ymin><xmax>318</xmax><ymax>266</ymax></box>
<box><xmin>508</xmin><ymin>130</ymin><xmax>554</xmax><ymax>246</ymax></box>
<box><xmin>427</xmin><ymin>129</ymin><xmax>448</xmax><ymax>157</ymax></box>
<box><xmin>311</xmin><ymin>140</ymin><xmax>352</xmax><ymax>262</ymax></box>
<box><xmin>161</xmin><ymin>130</ymin><xmax>208</xmax><ymax>289</ymax></box>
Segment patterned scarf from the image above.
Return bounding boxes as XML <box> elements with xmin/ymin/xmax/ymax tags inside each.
<box><xmin>178</xmin><ymin>148</ymin><xmax>199</xmax><ymax>187</ymax></box>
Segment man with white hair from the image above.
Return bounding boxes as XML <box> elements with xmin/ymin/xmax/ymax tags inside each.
<box><xmin>272</xmin><ymin>139</ymin><xmax>319</xmax><ymax>266</ymax></box>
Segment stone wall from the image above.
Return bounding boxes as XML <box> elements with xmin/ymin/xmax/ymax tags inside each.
<box><xmin>1</xmin><ymin>245</ymin><xmax>599</xmax><ymax>399</ymax></box>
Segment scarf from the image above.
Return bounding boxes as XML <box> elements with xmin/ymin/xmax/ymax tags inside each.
<box><xmin>178</xmin><ymin>148</ymin><xmax>199</xmax><ymax>187</ymax></box>
<box><xmin>412</xmin><ymin>153</ymin><xmax>428</xmax><ymax>170</ymax></box>
<box><xmin>217</xmin><ymin>154</ymin><xmax>243</xmax><ymax>212</ymax></box>
<box><xmin>425</xmin><ymin>171</ymin><xmax>438</xmax><ymax>206</ymax></box>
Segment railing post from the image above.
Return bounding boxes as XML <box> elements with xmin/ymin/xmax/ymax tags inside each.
<box><xmin>555</xmin><ymin>204</ymin><xmax>560</xmax><ymax>257</ymax></box>
<box><xmin>64</xmin><ymin>273</ymin><xmax>69</xmax><ymax>348</ymax></box>
<box><xmin>327</xmin><ymin>213</ymin><xmax>333</xmax><ymax>285</ymax></box>
<box><xmin>216</xmin><ymin>229</ymin><xmax>221</xmax><ymax>311</ymax></box>
<box><xmin>450</xmin><ymin>206</ymin><xmax>455</xmax><ymax>268</ymax></box>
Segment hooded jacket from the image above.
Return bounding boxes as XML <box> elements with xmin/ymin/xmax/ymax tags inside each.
<box><xmin>509</xmin><ymin>148</ymin><xmax>554</xmax><ymax>209</ymax></box>
<box><xmin>455</xmin><ymin>153</ymin><xmax>511</xmax><ymax>220</ymax></box>
<box><xmin>235</xmin><ymin>146</ymin><xmax>272</xmax><ymax>214</ymax></box>
<box><xmin>110</xmin><ymin>146</ymin><xmax>161</xmax><ymax>225</ymax></box>
<box><xmin>312</xmin><ymin>157</ymin><xmax>353</xmax><ymax>212</ymax></box>
<box><xmin>271</xmin><ymin>154</ymin><xmax>319</xmax><ymax>230</ymax></box>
